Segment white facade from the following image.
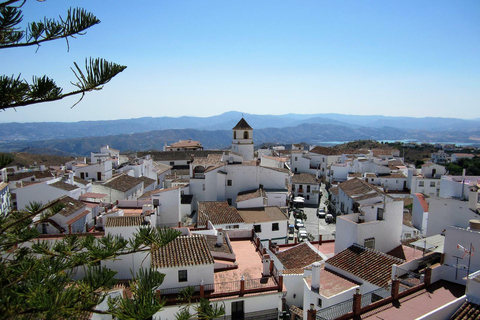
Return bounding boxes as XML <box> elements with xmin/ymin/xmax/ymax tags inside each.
<box><xmin>73</xmin><ymin>160</ymin><xmax>113</xmax><ymax>182</ymax></box>
<box><xmin>410</xmin><ymin>176</ymin><xmax>441</xmax><ymax>197</ymax></box>
<box><xmin>151</xmin><ymin>187</ymin><xmax>182</xmax><ymax>227</ymax></box>
<box><xmin>190</xmin><ymin>164</ymin><xmax>289</xmax><ymax>207</ymax></box>
<box><xmin>12</xmin><ymin>178</ymin><xmax>81</xmax><ymax>210</ymax></box>
<box><xmin>231</xmin><ymin>119</ymin><xmax>254</xmax><ymax>161</ymax></box>
<box><xmin>440</xmin><ymin>175</ymin><xmax>480</xmax><ymax>200</ymax></box>
<box><xmin>412</xmin><ymin>193</ymin><xmax>429</xmax><ymax>236</ymax></box>
<box><xmin>0</xmin><ymin>182</ymin><xmax>11</xmax><ymax>216</ymax></box>
<box><xmin>426</xmin><ymin>195</ymin><xmax>480</xmax><ymax>237</ymax></box>
<box><xmin>334</xmin><ymin>201</ymin><xmax>403</xmax><ymax>254</ymax></box>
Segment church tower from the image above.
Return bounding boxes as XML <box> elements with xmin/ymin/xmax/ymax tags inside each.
<box><xmin>231</xmin><ymin>118</ymin><xmax>254</xmax><ymax>161</ymax></box>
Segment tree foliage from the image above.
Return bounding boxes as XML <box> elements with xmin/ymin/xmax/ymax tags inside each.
<box><xmin>0</xmin><ymin>0</ymin><xmax>126</xmax><ymax>110</ymax></box>
<box><xmin>446</xmin><ymin>157</ymin><xmax>480</xmax><ymax>176</ymax></box>
<box><xmin>0</xmin><ymin>201</ymin><xmax>183</xmax><ymax>319</ymax></box>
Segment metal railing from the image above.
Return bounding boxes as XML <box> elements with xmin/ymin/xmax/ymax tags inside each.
<box><xmin>316</xmin><ymin>298</ymin><xmax>353</xmax><ymax>320</ymax></box>
<box><xmin>360</xmin><ymin>287</ymin><xmax>390</xmax><ymax>308</ymax></box>
<box><xmin>214</xmin><ymin>308</ymin><xmax>278</xmax><ymax>320</ymax></box>
<box><xmin>395</xmin><ymin>266</ymin><xmax>423</xmax><ymax>289</ymax></box>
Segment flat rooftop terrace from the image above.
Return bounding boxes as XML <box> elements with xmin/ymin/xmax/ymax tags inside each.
<box><xmin>362</xmin><ymin>280</ymin><xmax>465</xmax><ymax>320</ymax></box>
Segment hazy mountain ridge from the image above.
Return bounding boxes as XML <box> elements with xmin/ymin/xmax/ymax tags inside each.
<box><xmin>1</xmin><ymin>122</ymin><xmax>479</xmax><ymax>157</ymax></box>
<box><xmin>2</xmin><ymin>111</ymin><xmax>480</xmax><ymax>143</ymax></box>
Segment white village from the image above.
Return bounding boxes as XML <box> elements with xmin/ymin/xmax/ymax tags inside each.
<box><xmin>1</xmin><ymin>117</ymin><xmax>479</xmax><ymax>320</ymax></box>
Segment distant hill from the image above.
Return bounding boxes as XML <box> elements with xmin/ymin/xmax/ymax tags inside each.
<box><xmin>1</xmin><ymin>111</ymin><xmax>480</xmax><ymax>144</ymax></box>
<box><xmin>1</xmin><ymin>121</ymin><xmax>479</xmax><ymax>156</ymax></box>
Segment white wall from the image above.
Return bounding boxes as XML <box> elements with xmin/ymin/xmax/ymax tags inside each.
<box><xmin>266</xmin><ymin>192</ymin><xmax>287</xmax><ymax>207</ymax></box>
<box><xmin>412</xmin><ymin>194</ymin><xmax>428</xmax><ymax>235</ymax></box>
<box><xmin>237</xmin><ymin>197</ymin><xmax>264</xmax><ymax>209</ymax></box>
<box><xmin>426</xmin><ymin>197</ymin><xmax>480</xmax><ymax>237</ymax></box>
<box><xmin>156</xmin><ymin>264</ymin><xmax>214</xmax><ymax>289</ymax></box>
<box><xmin>153</xmin><ymin>188</ymin><xmax>181</xmax><ymax>227</ymax></box>
<box><xmin>13</xmin><ymin>180</ymin><xmax>75</xmax><ymax>210</ymax></box>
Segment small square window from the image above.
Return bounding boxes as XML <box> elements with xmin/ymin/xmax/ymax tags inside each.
<box><xmin>178</xmin><ymin>270</ymin><xmax>187</xmax><ymax>282</ymax></box>
<box><xmin>430</xmin><ymin>181</ymin><xmax>435</xmax><ymax>187</ymax></box>
<box><xmin>227</xmin><ymin>180</ymin><xmax>232</xmax><ymax>186</ymax></box>
<box><xmin>419</xmin><ymin>181</ymin><xmax>424</xmax><ymax>187</ymax></box>
<box><xmin>272</xmin><ymin>223</ymin><xmax>279</xmax><ymax>231</ymax></box>
<box><xmin>170</xmin><ymin>161</ymin><xmax>175</xmax><ymax>166</ymax></box>
<box><xmin>227</xmin><ymin>198</ymin><xmax>232</xmax><ymax>205</ymax></box>
<box><xmin>254</xmin><ymin>225</ymin><xmax>262</xmax><ymax>233</ymax></box>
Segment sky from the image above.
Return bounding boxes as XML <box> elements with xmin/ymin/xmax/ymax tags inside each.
<box><xmin>1</xmin><ymin>0</ymin><xmax>480</xmax><ymax>123</ymax></box>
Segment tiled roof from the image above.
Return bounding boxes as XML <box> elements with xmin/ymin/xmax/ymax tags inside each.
<box><xmin>338</xmin><ymin>178</ymin><xmax>389</xmax><ymax>201</ymax></box>
<box><xmin>388</xmin><ymin>159</ymin><xmax>406</xmax><ymax>169</ymax></box>
<box><xmin>144</xmin><ymin>150</ymin><xmax>225</xmax><ymax>161</ymax></box>
<box><xmin>348</xmin><ymin>173</ymin><xmax>363</xmax><ymax>178</ymax></box>
<box><xmin>236</xmin><ymin>188</ymin><xmax>266</xmax><ymax>203</ymax></box>
<box><xmin>262</xmin><ymin>155</ymin><xmax>287</xmax><ymax>162</ymax></box>
<box><xmin>309</xmin><ymin>146</ymin><xmax>343</xmax><ymax>156</ymax></box>
<box><xmin>50</xmin><ymin>181</ymin><xmax>78</xmax><ymax>191</ymax></box>
<box><xmin>152</xmin><ymin>162</ymin><xmax>172</xmax><ymax>174</ymax></box>
<box><xmin>193</xmin><ymin>154</ymin><xmax>224</xmax><ymax>166</ymax></box>
<box><xmin>0</xmin><ymin>181</ymin><xmax>8</xmax><ymax>191</ymax></box>
<box><xmin>54</xmin><ymin>196</ymin><xmax>86</xmax><ymax>217</ymax></box>
<box><xmin>261</xmin><ymin>165</ymin><xmax>290</xmax><ymax>174</ymax></box>
<box><xmin>139</xmin><ymin>176</ymin><xmax>156</xmax><ymax>187</ymax></box>
<box><xmin>232</xmin><ymin>118</ymin><xmax>253</xmax><ymax>130</ymax></box>
<box><xmin>66</xmin><ymin>210</ymin><xmax>90</xmax><ymax>225</ymax></box>
<box><xmin>292</xmin><ymin>173</ymin><xmax>318</xmax><ymax>184</ymax></box>
<box><xmin>170</xmin><ymin>140</ymin><xmax>202</xmax><ymax>148</ymax></box>
<box><xmin>8</xmin><ymin>170</ymin><xmax>53</xmax><ymax>181</ymax></box>
<box><xmin>74</xmin><ymin>176</ymin><xmax>90</xmax><ymax>185</ymax></box>
<box><xmin>450</xmin><ymin>301</ymin><xmax>480</xmax><ymax>320</ymax></box>
<box><xmin>103</xmin><ymin>174</ymin><xmax>144</xmax><ymax>192</ymax></box>
<box><xmin>330</xmin><ymin>186</ymin><xmax>339</xmax><ymax>195</ymax></box>
<box><xmin>105</xmin><ymin>216</ymin><xmax>145</xmax><ymax>228</ymax></box>
<box><xmin>79</xmin><ymin>192</ymin><xmax>108</xmax><ymax>200</ymax></box>
<box><xmin>381</xmin><ymin>173</ymin><xmax>407</xmax><ymax>179</ymax></box>
<box><xmin>275</xmin><ymin>242</ymin><xmax>323</xmax><ymax>269</ymax></box>
<box><xmin>197</xmin><ymin>201</ymin><xmax>244</xmax><ymax>227</ymax></box>
<box><xmin>326</xmin><ymin>244</ymin><xmax>404</xmax><ymax>288</ymax></box>
<box><xmin>151</xmin><ymin>235</ymin><xmax>214</xmax><ymax>268</ymax></box>
<box><xmin>139</xmin><ymin>186</ymin><xmax>181</xmax><ymax>199</ymax></box>
<box><xmin>414</xmin><ymin>193</ymin><xmax>429</xmax><ymax>212</ymax></box>
<box><xmin>237</xmin><ymin>206</ymin><xmax>288</xmax><ymax>223</ymax></box>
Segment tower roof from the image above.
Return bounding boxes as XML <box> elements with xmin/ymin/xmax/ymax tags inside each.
<box><xmin>233</xmin><ymin>118</ymin><xmax>253</xmax><ymax>130</ymax></box>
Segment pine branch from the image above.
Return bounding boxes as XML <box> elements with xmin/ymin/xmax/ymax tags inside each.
<box><xmin>0</xmin><ymin>7</ymin><xmax>100</xmax><ymax>49</ymax></box>
<box><xmin>0</xmin><ymin>58</ymin><xmax>126</xmax><ymax>110</ymax></box>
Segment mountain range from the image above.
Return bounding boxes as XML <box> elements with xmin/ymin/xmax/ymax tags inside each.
<box><xmin>1</xmin><ymin>111</ymin><xmax>479</xmax><ymax>156</ymax></box>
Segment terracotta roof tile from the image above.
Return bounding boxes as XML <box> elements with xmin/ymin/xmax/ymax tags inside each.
<box><xmin>236</xmin><ymin>188</ymin><xmax>266</xmax><ymax>203</ymax></box>
<box><xmin>50</xmin><ymin>181</ymin><xmax>79</xmax><ymax>191</ymax></box>
<box><xmin>54</xmin><ymin>196</ymin><xmax>86</xmax><ymax>217</ymax></box>
<box><xmin>275</xmin><ymin>242</ymin><xmax>323</xmax><ymax>269</ymax></box>
<box><xmin>292</xmin><ymin>173</ymin><xmax>319</xmax><ymax>184</ymax></box>
<box><xmin>103</xmin><ymin>174</ymin><xmax>144</xmax><ymax>192</ymax></box>
<box><xmin>66</xmin><ymin>210</ymin><xmax>90</xmax><ymax>225</ymax></box>
<box><xmin>450</xmin><ymin>301</ymin><xmax>480</xmax><ymax>320</ymax></box>
<box><xmin>309</xmin><ymin>146</ymin><xmax>343</xmax><ymax>156</ymax></box>
<box><xmin>197</xmin><ymin>201</ymin><xmax>244</xmax><ymax>227</ymax></box>
<box><xmin>151</xmin><ymin>235</ymin><xmax>214</xmax><ymax>268</ymax></box>
<box><xmin>237</xmin><ymin>206</ymin><xmax>288</xmax><ymax>223</ymax></box>
<box><xmin>326</xmin><ymin>244</ymin><xmax>404</xmax><ymax>288</ymax></box>
<box><xmin>105</xmin><ymin>216</ymin><xmax>145</xmax><ymax>228</ymax></box>
<box><xmin>232</xmin><ymin>118</ymin><xmax>253</xmax><ymax>130</ymax></box>
<box><xmin>170</xmin><ymin>140</ymin><xmax>202</xmax><ymax>148</ymax></box>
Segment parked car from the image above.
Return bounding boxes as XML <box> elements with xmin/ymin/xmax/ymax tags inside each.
<box><xmin>288</xmin><ymin>224</ymin><xmax>295</xmax><ymax>234</ymax></box>
<box><xmin>325</xmin><ymin>214</ymin><xmax>334</xmax><ymax>224</ymax></box>
<box><xmin>293</xmin><ymin>208</ymin><xmax>304</xmax><ymax>218</ymax></box>
<box><xmin>297</xmin><ymin>228</ymin><xmax>308</xmax><ymax>242</ymax></box>
<box><xmin>316</xmin><ymin>207</ymin><xmax>326</xmax><ymax>219</ymax></box>
<box><xmin>294</xmin><ymin>218</ymin><xmax>304</xmax><ymax>230</ymax></box>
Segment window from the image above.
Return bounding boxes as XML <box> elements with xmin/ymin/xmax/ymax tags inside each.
<box><xmin>294</xmin><ymin>168</ymin><xmax>297</xmax><ymax>173</ymax></box>
<box><xmin>419</xmin><ymin>181</ymin><xmax>424</xmax><ymax>187</ymax></box>
<box><xmin>318</xmin><ymin>298</ymin><xmax>322</xmax><ymax>307</ymax></box>
<box><xmin>227</xmin><ymin>198</ymin><xmax>232</xmax><ymax>205</ymax></box>
<box><xmin>85</xmin><ymin>172</ymin><xmax>89</xmax><ymax>178</ymax></box>
<box><xmin>364</xmin><ymin>237</ymin><xmax>375</xmax><ymax>249</ymax></box>
<box><xmin>232</xmin><ymin>301</ymin><xmax>244</xmax><ymax>320</ymax></box>
<box><xmin>243</xmin><ymin>131</ymin><xmax>249</xmax><ymax>139</ymax></box>
<box><xmin>307</xmin><ymin>185</ymin><xmax>310</xmax><ymax>193</ymax></box>
<box><xmin>178</xmin><ymin>270</ymin><xmax>187</xmax><ymax>282</ymax></box>
<box><xmin>430</xmin><ymin>181</ymin><xmax>436</xmax><ymax>187</ymax></box>
<box><xmin>272</xmin><ymin>223</ymin><xmax>279</xmax><ymax>231</ymax></box>
<box><xmin>202</xmin><ymin>184</ymin><xmax>205</xmax><ymax>191</ymax></box>
<box><xmin>254</xmin><ymin>225</ymin><xmax>262</xmax><ymax>233</ymax></box>
<box><xmin>233</xmin><ymin>131</ymin><xmax>237</xmax><ymax>139</ymax></box>
<box><xmin>377</xmin><ymin>208</ymin><xmax>384</xmax><ymax>220</ymax></box>
<box><xmin>295</xmin><ymin>157</ymin><xmax>298</xmax><ymax>161</ymax></box>
<box><xmin>227</xmin><ymin>179</ymin><xmax>232</xmax><ymax>186</ymax></box>
<box><xmin>170</xmin><ymin>161</ymin><xmax>174</xmax><ymax>166</ymax></box>
<box><xmin>306</xmin><ymin>195</ymin><xmax>310</xmax><ymax>200</ymax></box>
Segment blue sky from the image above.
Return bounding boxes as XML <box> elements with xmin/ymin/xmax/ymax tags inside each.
<box><xmin>2</xmin><ymin>0</ymin><xmax>479</xmax><ymax>122</ymax></box>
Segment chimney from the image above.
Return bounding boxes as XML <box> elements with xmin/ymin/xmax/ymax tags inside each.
<box><xmin>469</xmin><ymin>186</ymin><xmax>479</xmax><ymax>211</ymax></box>
<box><xmin>69</xmin><ymin>172</ymin><xmax>74</xmax><ymax>185</ymax></box>
<box><xmin>262</xmin><ymin>254</ymin><xmax>270</xmax><ymax>276</ymax></box>
<box><xmin>311</xmin><ymin>262</ymin><xmax>321</xmax><ymax>293</ymax></box>
<box><xmin>215</xmin><ymin>231</ymin><xmax>224</xmax><ymax>247</ymax></box>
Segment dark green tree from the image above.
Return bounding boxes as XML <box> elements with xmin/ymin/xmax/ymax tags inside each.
<box><xmin>0</xmin><ymin>201</ymin><xmax>183</xmax><ymax>319</ymax></box>
<box><xmin>0</xmin><ymin>0</ymin><xmax>126</xmax><ymax>110</ymax></box>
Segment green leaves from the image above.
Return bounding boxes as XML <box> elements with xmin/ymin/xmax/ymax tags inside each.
<box><xmin>0</xmin><ymin>2</ymin><xmax>126</xmax><ymax>111</ymax></box>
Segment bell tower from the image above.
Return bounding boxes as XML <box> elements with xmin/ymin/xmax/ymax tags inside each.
<box><xmin>231</xmin><ymin>118</ymin><xmax>254</xmax><ymax>161</ymax></box>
